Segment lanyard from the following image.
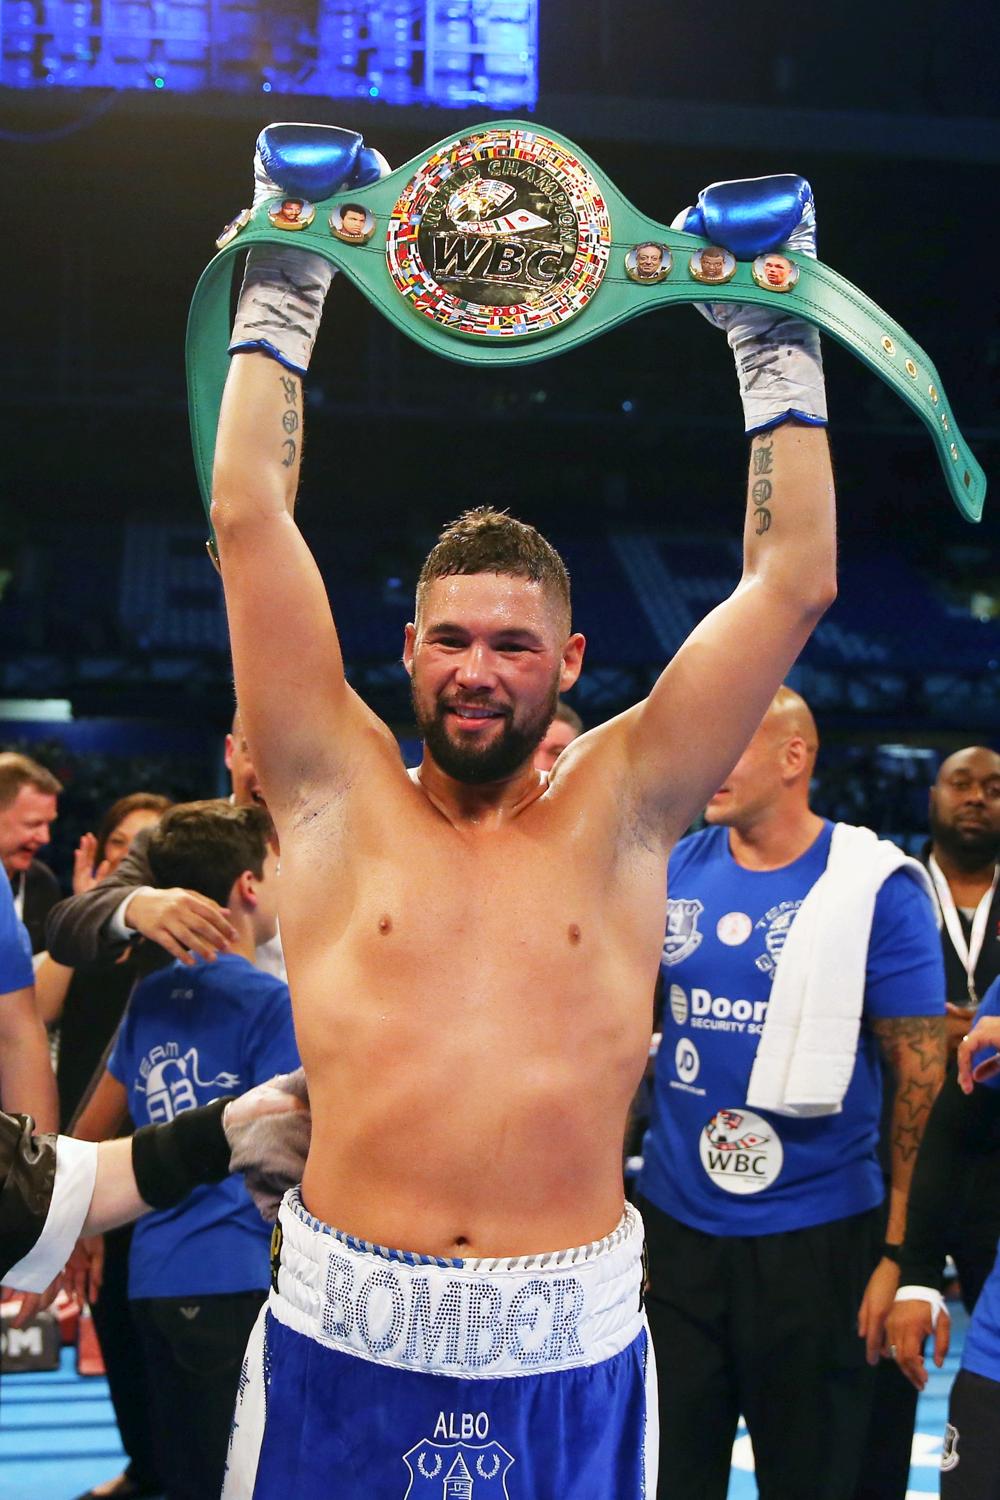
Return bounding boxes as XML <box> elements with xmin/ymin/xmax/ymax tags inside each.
<box><xmin>928</xmin><ymin>855</ymin><xmax>999</xmax><ymax>1007</ymax></box>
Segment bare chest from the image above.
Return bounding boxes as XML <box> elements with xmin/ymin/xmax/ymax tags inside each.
<box><xmin>281</xmin><ymin>789</ymin><xmax>666</xmax><ymax>1001</ymax></box>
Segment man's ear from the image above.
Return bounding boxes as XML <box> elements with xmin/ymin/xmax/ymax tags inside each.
<box><xmin>224</xmin><ymin>734</ymin><xmax>235</xmax><ymax>772</ymax></box>
<box><xmin>235</xmin><ymin>869</ymin><xmax>257</xmax><ymax>909</ymax></box>
<box><xmin>559</xmin><ymin>632</ymin><xmax>586</xmax><ymax>692</ymax></box>
<box><xmin>782</xmin><ymin>735</ymin><xmax>809</xmax><ymax>781</ymax></box>
<box><xmin>402</xmin><ymin>623</ymin><xmax>416</xmax><ymax>678</ymax></box>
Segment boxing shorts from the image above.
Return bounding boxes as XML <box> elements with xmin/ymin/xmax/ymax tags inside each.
<box><xmin>223</xmin><ymin>1188</ymin><xmax>656</xmax><ymax>1497</ymax></box>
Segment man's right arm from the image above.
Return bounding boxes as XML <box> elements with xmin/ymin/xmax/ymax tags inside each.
<box><xmin>211</xmin><ymin>351</ymin><xmax>395</xmax><ymax>821</ymax></box>
<box><xmin>46</xmin><ymin>825</ymin><xmax>235</xmax><ymax>968</ymax></box>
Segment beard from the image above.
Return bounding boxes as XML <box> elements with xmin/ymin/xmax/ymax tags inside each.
<box><xmin>929</xmin><ymin>807</ymin><xmax>1000</xmax><ymax>868</ymax></box>
<box><xmin>413</xmin><ymin>678</ymin><xmax>559</xmax><ymax>785</ymax></box>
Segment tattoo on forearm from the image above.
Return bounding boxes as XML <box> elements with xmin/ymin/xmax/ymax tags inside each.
<box><xmin>872</xmin><ymin>1014</ymin><xmax>947</xmax><ymax>1167</ymax></box>
<box><xmin>750</xmin><ymin>434</ymin><xmax>774</xmax><ymax>534</ymax></box>
<box><xmin>279</xmin><ymin>374</ymin><xmax>300</xmax><ymax>469</ymax></box>
<box><xmin>873</xmin><ymin>1014</ymin><xmax>947</xmax><ymax>1074</ymax></box>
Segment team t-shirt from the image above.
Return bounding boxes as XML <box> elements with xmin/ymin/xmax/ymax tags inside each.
<box><xmin>0</xmin><ymin>874</ymin><xmax>34</xmax><ymax>995</ymax></box>
<box><xmin>960</xmin><ymin>976</ymin><xmax>1000</xmax><ymax>1384</ymax></box>
<box><xmin>639</xmin><ymin>821</ymin><xmax>944</xmax><ymax>1235</ymax></box>
<box><xmin>108</xmin><ymin>952</ymin><xmax>300</xmax><ymax>1298</ymax></box>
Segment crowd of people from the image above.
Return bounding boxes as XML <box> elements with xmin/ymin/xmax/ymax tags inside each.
<box><xmin>2</xmin><ymin>125</ymin><xmax>999</xmax><ymax>1500</ymax></box>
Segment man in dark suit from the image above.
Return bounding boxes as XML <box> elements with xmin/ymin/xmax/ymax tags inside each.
<box><xmin>0</xmin><ymin>752</ymin><xmax>63</xmax><ymax>955</ymax></box>
<box><xmin>45</xmin><ymin>710</ymin><xmax>281</xmax><ymax>977</ymax></box>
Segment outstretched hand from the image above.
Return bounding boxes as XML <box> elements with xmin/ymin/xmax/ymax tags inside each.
<box><xmin>124</xmin><ymin>887</ymin><xmax>236</xmax><ymax>964</ymax></box>
<box><xmin>957</xmin><ymin>1017</ymin><xmax>1000</xmax><ymax>1093</ymax></box>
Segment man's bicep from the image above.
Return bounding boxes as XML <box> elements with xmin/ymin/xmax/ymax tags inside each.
<box><xmin>628</xmin><ymin>577</ymin><xmax>818</xmax><ymax>834</ymax></box>
<box><xmin>216</xmin><ymin>510</ymin><xmax>361</xmax><ymax>801</ymax></box>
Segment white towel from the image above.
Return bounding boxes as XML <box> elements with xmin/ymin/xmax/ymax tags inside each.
<box><xmin>745</xmin><ymin>823</ymin><xmax>937</xmax><ymax>1118</ymax></box>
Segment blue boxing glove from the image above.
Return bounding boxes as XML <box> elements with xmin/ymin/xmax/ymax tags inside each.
<box><xmin>672</xmin><ymin>175</ymin><xmax>827</xmax><ymax>435</ymax></box>
<box><xmin>229</xmin><ymin>123</ymin><xmax>390</xmax><ymax>375</ymax></box>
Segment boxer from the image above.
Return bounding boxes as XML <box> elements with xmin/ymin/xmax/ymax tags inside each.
<box><xmin>212</xmin><ymin>125</ymin><xmax>835</xmax><ymax>1497</ymax></box>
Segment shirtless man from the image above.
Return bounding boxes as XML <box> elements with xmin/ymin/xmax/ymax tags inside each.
<box><xmin>213</xmin><ymin>127</ymin><xmax>834</xmax><ymax>1497</ymax></box>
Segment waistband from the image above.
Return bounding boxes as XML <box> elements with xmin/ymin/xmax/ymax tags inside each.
<box><xmin>269</xmin><ymin>1188</ymin><xmax>646</xmax><ymax>1378</ymax></box>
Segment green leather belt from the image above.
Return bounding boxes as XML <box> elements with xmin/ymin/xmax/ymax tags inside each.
<box><xmin>187</xmin><ymin>119</ymin><xmax>985</xmax><ymax>526</ymax></box>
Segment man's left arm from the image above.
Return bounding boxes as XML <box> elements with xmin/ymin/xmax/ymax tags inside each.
<box><xmin>857</xmin><ymin>874</ymin><xmax>947</xmax><ymax>1362</ymax></box>
<box><xmin>0</xmin><ymin>986</ymin><xmax>58</xmax><ymax>1132</ymax></box>
<box><xmin>603</xmin><ymin>178</ymin><xmax>837</xmax><ymax>843</ymax></box>
<box><xmin>620</xmin><ymin>422</ymin><xmax>835</xmax><ymax>845</ymax></box>
<box><xmin>871</xmin><ymin>1013</ymin><xmax>947</xmax><ymax>1245</ymax></box>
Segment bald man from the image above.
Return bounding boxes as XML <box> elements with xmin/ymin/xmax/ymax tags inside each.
<box><xmin>637</xmin><ymin>687</ymin><xmax>946</xmax><ymax>1500</ymax></box>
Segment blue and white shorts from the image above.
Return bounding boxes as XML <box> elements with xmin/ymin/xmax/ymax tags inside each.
<box><xmin>223</xmin><ymin>1188</ymin><xmax>657</xmax><ymax>1497</ymax></box>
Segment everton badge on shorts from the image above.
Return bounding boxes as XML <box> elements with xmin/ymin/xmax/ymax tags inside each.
<box><xmin>402</xmin><ymin>1440</ymin><xmax>514</xmax><ymax>1497</ymax></box>
<box><xmin>386</xmin><ymin>126</ymin><xmax>611</xmax><ymax>341</ymax></box>
<box><xmin>215</xmin><ymin>208</ymin><xmax>251</xmax><ymax>250</ymax></box>
<box><xmin>268</xmin><ymin>197</ymin><xmax>316</xmax><ymax>231</ymax></box>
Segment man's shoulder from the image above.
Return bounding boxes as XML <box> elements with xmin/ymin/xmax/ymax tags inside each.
<box><xmin>199</xmin><ymin>954</ymin><xmax>290</xmax><ymax>1007</ymax></box>
<box><xmin>26</xmin><ymin>860</ymin><xmax>61</xmax><ymax>897</ymax></box>
<box><xmin>130</xmin><ymin>959</ymin><xmax>189</xmax><ymax>1005</ymax></box>
<box><xmin>668</xmin><ymin>825</ymin><xmax>723</xmax><ymax>880</ymax></box>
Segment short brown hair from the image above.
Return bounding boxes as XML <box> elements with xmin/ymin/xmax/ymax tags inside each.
<box><xmin>416</xmin><ymin>508</ymin><xmax>571</xmax><ymax>629</ymax></box>
<box><xmin>0</xmin><ymin>752</ymin><xmax>62</xmax><ymax>810</ymax></box>
<box><xmin>147</xmin><ymin>799</ymin><xmax>274</xmax><ymax>909</ymax></box>
<box><xmin>553</xmin><ymin>699</ymin><xmax>584</xmax><ymax>734</ymax></box>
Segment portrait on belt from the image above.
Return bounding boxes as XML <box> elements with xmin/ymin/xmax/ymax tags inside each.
<box><xmin>626</xmin><ymin>242</ymin><xmax>672</xmax><ymax>284</ymax></box>
<box><xmin>752</xmin><ymin>252</ymin><xmax>799</xmax><ymax>292</ymax></box>
<box><xmin>688</xmin><ymin>246</ymin><xmax>736</xmax><ymax>284</ymax></box>
<box><xmin>268</xmin><ymin>198</ymin><xmax>316</xmax><ymax>231</ymax></box>
<box><xmin>329</xmin><ymin>202</ymin><xmax>376</xmax><ymax>244</ymax></box>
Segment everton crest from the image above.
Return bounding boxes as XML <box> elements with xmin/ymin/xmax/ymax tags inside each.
<box><xmin>386</xmin><ymin>126</ymin><xmax>611</xmax><ymax>341</ymax></box>
<box><xmin>662</xmin><ymin>898</ymin><xmax>704</xmax><ymax>968</ymax></box>
<box><xmin>402</xmin><ymin>1440</ymin><xmax>515</xmax><ymax>1498</ymax></box>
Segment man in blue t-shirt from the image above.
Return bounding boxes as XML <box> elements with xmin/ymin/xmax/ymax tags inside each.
<box><xmin>74</xmin><ymin>800</ymin><xmax>300</xmax><ymax>1500</ymax></box>
<box><xmin>638</xmin><ymin>687</ymin><xmax>946</xmax><ymax>1500</ymax></box>
<box><xmin>0</xmin><ymin>841</ymin><xmax>58</xmax><ymax>1130</ymax></box>
<box><xmin>886</xmin><ymin>981</ymin><xmax>1000</xmax><ymax>1499</ymax></box>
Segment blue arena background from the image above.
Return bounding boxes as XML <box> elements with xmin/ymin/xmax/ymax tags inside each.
<box><xmin>0</xmin><ymin>0</ymin><xmax>539</xmax><ymax>107</ymax></box>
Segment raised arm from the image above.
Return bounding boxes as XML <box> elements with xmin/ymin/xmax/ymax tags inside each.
<box><xmin>210</xmin><ymin>127</ymin><xmax>396</xmax><ymax>819</ymax></box>
<box><xmin>629</xmin><ymin>420</ymin><xmax>835</xmax><ymax>840</ymax></box>
<box><xmin>619</xmin><ymin>177</ymin><xmax>837</xmax><ymax>841</ymax></box>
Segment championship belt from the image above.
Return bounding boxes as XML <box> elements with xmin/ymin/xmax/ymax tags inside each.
<box><xmin>187</xmin><ymin>119</ymin><xmax>985</xmax><ymax>527</ymax></box>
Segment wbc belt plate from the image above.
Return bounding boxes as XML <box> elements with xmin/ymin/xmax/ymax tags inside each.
<box><xmin>187</xmin><ymin>118</ymin><xmax>986</xmax><ymax>526</ymax></box>
<box><xmin>385</xmin><ymin>127</ymin><xmax>611</xmax><ymax>341</ymax></box>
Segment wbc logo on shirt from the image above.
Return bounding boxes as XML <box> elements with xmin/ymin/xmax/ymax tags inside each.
<box><xmin>662</xmin><ymin>899</ymin><xmax>705</xmax><ymax>968</ymax></box>
<box><xmin>698</xmin><ymin>1108</ymin><xmax>784</xmax><ymax>1195</ymax></box>
<box><xmin>402</xmin><ymin>1438</ymin><xmax>514</xmax><ymax>1497</ymax></box>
